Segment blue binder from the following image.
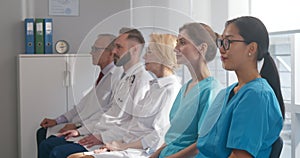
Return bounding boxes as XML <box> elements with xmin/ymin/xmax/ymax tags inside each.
<box><xmin>24</xmin><ymin>18</ymin><xmax>34</xmax><ymax>54</ymax></box>
<box><xmin>44</xmin><ymin>18</ymin><xmax>53</xmax><ymax>54</ymax></box>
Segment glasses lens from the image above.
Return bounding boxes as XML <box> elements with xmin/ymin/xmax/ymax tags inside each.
<box><xmin>223</xmin><ymin>39</ymin><xmax>230</xmax><ymax>50</ymax></box>
<box><xmin>216</xmin><ymin>39</ymin><xmax>222</xmax><ymax>48</ymax></box>
<box><xmin>91</xmin><ymin>46</ymin><xmax>105</xmax><ymax>52</ymax></box>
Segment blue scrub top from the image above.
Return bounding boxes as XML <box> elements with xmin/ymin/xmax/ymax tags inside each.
<box><xmin>159</xmin><ymin>77</ymin><xmax>220</xmax><ymax>158</ymax></box>
<box><xmin>196</xmin><ymin>78</ymin><xmax>283</xmax><ymax>158</ymax></box>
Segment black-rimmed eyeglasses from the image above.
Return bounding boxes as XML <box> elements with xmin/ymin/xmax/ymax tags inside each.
<box><xmin>216</xmin><ymin>38</ymin><xmax>249</xmax><ymax>50</ymax></box>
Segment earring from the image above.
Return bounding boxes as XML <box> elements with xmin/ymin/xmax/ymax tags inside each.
<box><xmin>248</xmin><ymin>53</ymin><xmax>252</xmax><ymax>56</ymax></box>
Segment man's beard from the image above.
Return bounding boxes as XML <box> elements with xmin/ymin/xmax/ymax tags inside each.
<box><xmin>114</xmin><ymin>52</ymin><xmax>131</xmax><ymax>66</ymax></box>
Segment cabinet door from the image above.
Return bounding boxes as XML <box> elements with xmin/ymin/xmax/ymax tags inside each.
<box><xmin>18</xmin><ymin>56</ymin><xmax>67</xmax><ymax>158</ymax></box>
<box><xmin>67</xmin><ymin>55</ymin><xmax>97</xmax><ymax>111</ymax></box>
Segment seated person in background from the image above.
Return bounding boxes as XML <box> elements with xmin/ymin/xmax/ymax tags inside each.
<box><xmin>37</xmin><ymin>34</ymin><xmax>122</xmax><ymax>145</ymax></box>
<box><xmin>36</xmin><ymin>33</ymin><xmax>120</xmax><ymax>146</ymax></box>
<box><xmin>68</xmin><ymin>33</ymin><xmax>182</xmax><ymax>158</ymax></box>
<box><xmin>38</xmin><ymin>28</ymin><xmax>153</xmax><ymax>158</ymax></box>
<box><xmin>150</xmin><ymin>22</ymin><xmax>221</xmax><ymax>158</ymax></box>
<box><xmin>195</xmin><ymin>16</ymin><xmax>284</xmax><ymax>158</ymax></box>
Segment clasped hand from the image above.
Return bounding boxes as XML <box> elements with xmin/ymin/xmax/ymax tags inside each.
<box><xmin>94</xmin><ymin>140</ymin><xmax>125</xmax><ymax>154</ymax></box>
<box><xmin>57</xmin><ymin>129</ymin><xmax>80</xmax><ymax>139</ymax></box>
<box><xmin>78</xmin><ymin>134</ymin><xmax>103</xmax><ymax>148</ymax></box>
<box><xmin>40</xmin><ymin>118</ymin><xmax>57</xmax><ymax>128</ymax></box>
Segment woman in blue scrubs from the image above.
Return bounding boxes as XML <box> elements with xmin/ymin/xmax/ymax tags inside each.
<box><xmin>196</xmin><ymin>16</ymin><xmax>285</xmax><ymax>158</ymax></box>
<box><xmin>150</xmin><ymin>23</ymin><xmax>221</xmax><ymax>158</ymax></box>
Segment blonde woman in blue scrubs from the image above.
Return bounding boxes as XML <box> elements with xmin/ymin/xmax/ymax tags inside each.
<box><xmin>196</xmin><ymin>16</ymin><xmax>285</xmax><ymax>158</ymax></box>
<box><xmin>150</xmin><ymin>23</ymin><xmax>221</xmax><ymax>158</ymax></box>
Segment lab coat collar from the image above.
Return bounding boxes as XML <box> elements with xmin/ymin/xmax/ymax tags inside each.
<box><xmin>151</xmin><ymin>74</ymin><xmax>178</xmax><ymax>88</ymax></box>
<box><xmin>101</xmin><ymin>62</ymin><xmax>114</xmax><ymax>75</ymax></box>
<box><xmin>122</xmin><ymin>62</ymin><xmax>144</xmax><ymax>78</ymax></box>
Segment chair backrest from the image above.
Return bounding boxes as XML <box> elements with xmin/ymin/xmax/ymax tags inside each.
<box><xmin>269</xmin><ymin>137</ymin><xmax>283</xmax><ymax>158</ymax></box>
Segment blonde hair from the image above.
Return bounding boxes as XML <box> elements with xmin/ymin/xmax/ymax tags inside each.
<box><xmin>149</xmin><ymin>33</ymin><xmax>177</xmax><ymax>71</ymax></box>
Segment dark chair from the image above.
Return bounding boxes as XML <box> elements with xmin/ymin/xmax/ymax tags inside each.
<box><xmin>270</xmin><ymin>137</ymin><xmax>283</xmax><ymax>158</ymax></box>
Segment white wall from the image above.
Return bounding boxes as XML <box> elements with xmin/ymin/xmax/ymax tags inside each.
<box><xmin>31</xmin><ymin>0</ymin><xmax>130</xmax><ymax>53</ymax></box>
<box><xmin>210</xmin><ymin>0</ymin><xmax>228</xmax><ymax>34</ymax></box>
<box><xmin>0</xmin><ymin>0</ymin><xmax>23</xmax><ymax>157</ymax></box>
<box><xmin>130</xmin><ymin>0</ymin><xmax>216</xmax><ymax>42</ymax></box>
<box><xmin>251</xmin><ymin>0</ymin><xmax>300</xmax><ymax>32</ymax></box>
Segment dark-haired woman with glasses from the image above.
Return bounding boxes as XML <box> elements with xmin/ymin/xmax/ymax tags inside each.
<box><xmin>195</xmin><ymin>16</ymin><xmax>284</xmax><ymax>158</ymax></box>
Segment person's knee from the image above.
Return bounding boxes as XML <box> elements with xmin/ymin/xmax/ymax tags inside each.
<box><xmin>37</xmin><ymin>127</ymin><xmax>46</xmax><ymax>132</ymax></box>
<box><xmin>49</xmin><ymin>146</ymin><xmax>65</xmax><ymax>158</ymax></box>
<box><xmin>37</xmin><ymin>127</ymin><xmax>46</xmax><ymax>133</ymax></box>
<box><xmin>36</xmin><ymin>127</ymin><xmax>47</xmax><ymax>145</ymax></box>
<box><xmin>37</xmin><ymin>127</ymin><xmax>47</xmax><ymax>137</ymax></box>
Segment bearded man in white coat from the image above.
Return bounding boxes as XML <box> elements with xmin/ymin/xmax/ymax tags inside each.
<box><xmin>38</xmin><ymin>28</ymin><xmax>153</xmax><ymax>158</ymax></box>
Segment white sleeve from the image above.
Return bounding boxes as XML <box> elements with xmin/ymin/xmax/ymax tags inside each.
<box><xmin>63</xmin><ymin>107</ymin><xmax>78</xmax><ymax>122</ymax></box>
<box><xmin>140</xmin><ymin>90</ymin><xmax>173</xmax><ymax>151</ymax></box>
<box><xmin>99</xmin><ymin>125</ymin><xmax>128</xmax><ymax>144</ymax></box>
<box><xmin>139</xmin><ymin>80</ymin><xmax>181</xmax><ymax>152</ymax></box>
<box><xmin>141</xmin><ymin>110</ymin><xmax>171</xmax><ymax>151</ymax></box>
<box><xmin>63</xmin><ymin>89</ymin><xmax>92</xmax><ymax>122</ymax></box>
<box><xmin>77</xmin><ymin>110</ymin><xmax>107</xmax><ymax>136</ymax></box>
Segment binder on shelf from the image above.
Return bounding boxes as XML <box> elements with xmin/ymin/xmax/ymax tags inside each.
<box><xmin>35</xmin><ymin>18</ymin><xmax>44</xmax><ymax>54</ymax></box>
<box><xmin>24</xmin><ymin>18</ymin><xmax>34</xmax><ymax>54</ymax></box>
<box><xmin>44</xmin><ymin>18</ymin><xmax>53</xmax><ymax>54</ymax></box>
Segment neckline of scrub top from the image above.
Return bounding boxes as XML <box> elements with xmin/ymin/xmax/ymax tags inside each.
<box><xmin>182</xmin><ymin>76</ymin><xmax>214</xmax><ymax>99</ymax></box>
<box><xmin>198</xmin><ymin>77</ymin><xmax>266</xmax><ymax>137</ymax></box>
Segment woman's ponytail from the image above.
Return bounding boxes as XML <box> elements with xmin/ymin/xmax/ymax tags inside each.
<box><xmin>260</xmin><ymin>52</ymin><xmax>285</xmax><ymax>119</ymax></box>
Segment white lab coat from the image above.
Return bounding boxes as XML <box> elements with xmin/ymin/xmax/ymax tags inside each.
<box><xmin>77</xmin><ymin>63</ymin><xmax>153</xmax><ymax>137</ymax></box>
<box><xmin>86</xmin><ymin>75</ymin><xmax>182</xmax><ymax>158</ymax></box>
<box><xmin>46</xmin><ymin>64</ymin><xmax>123</xmax><ymax>137</ymax></box>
